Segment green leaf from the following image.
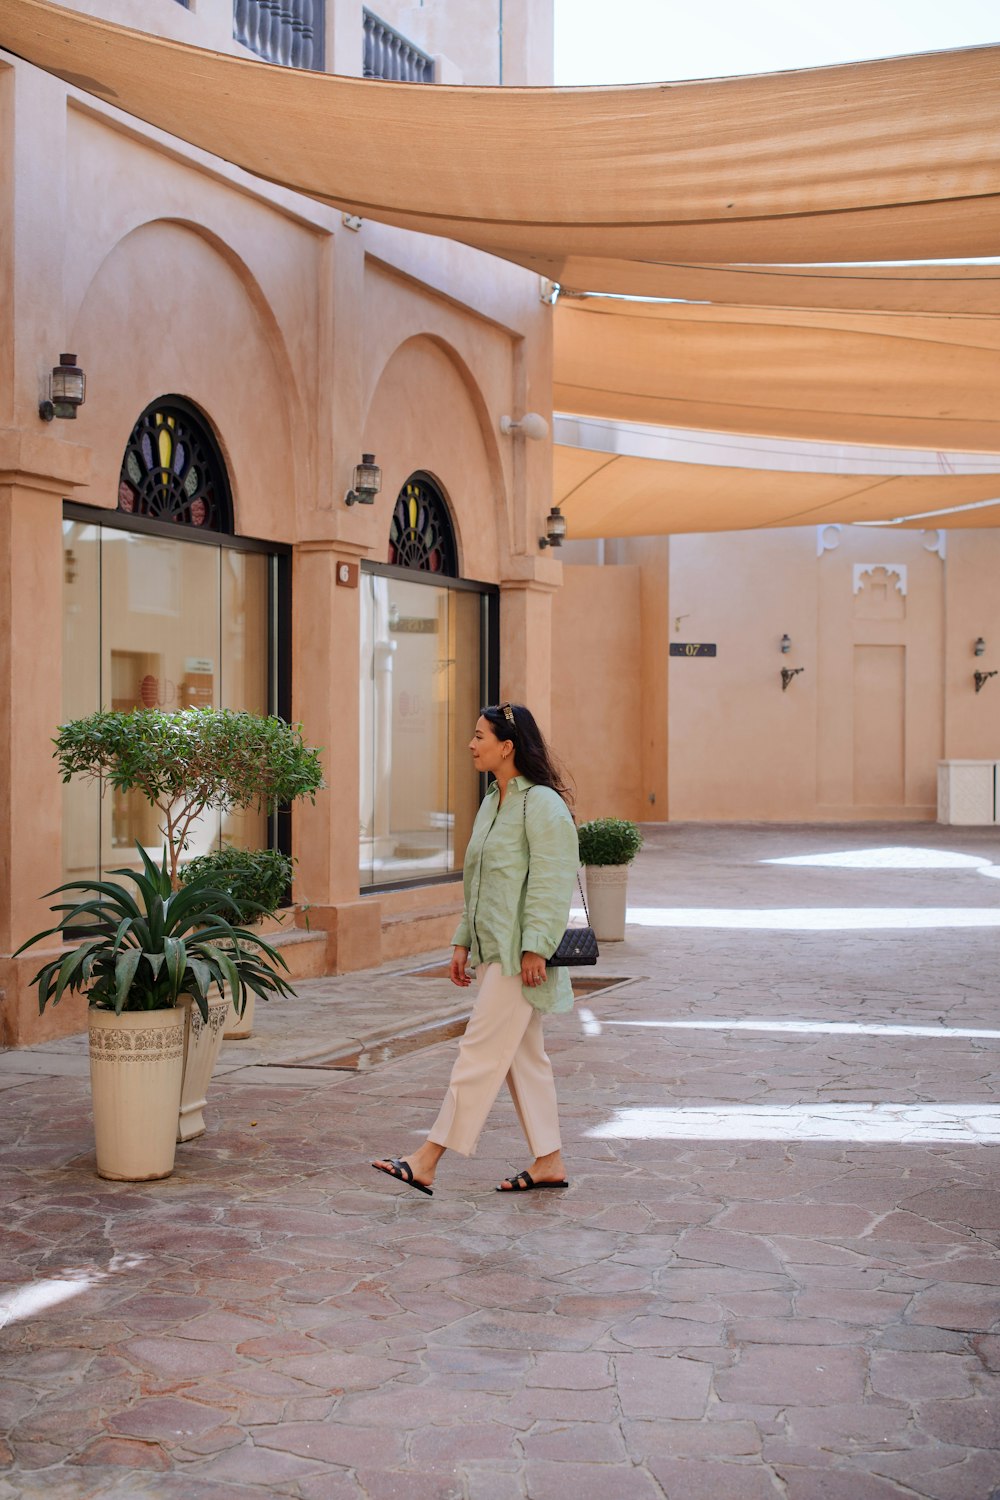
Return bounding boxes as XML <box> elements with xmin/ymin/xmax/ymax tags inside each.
<box><xmin>163</xmin><ymin>936</ymin><xmax>186</xmax><ymax>1001</ymax></box>
<box><xmin>187</xmin><ymin>958</ymin><xmax>216</xmax><ymax>1000</ymax></box>
<box><xmin>143</xmin><ymin>952</ymin><xmax>165</xmax><ymax>980</ymax></box>
<box><xmin>51</xmin><ymin>940</ymin><xmax>102</xmax><ymax>1008</ymax></box>
<box><xmin>113</xmin><ymin>948</ymin><xmax>143</xmax><ymax>1014</ymax></box>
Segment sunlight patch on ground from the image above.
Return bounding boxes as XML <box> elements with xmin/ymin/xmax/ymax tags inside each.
<box><xmin>621</xmin><ymin>907</ymin><xmax>1000</xmax><ymax>930</ymax></box>
<box><xmin>0</xmin><ymin>1253</ymin><xmax>146</xmax><ymax>1329</ymax></box>
<box><xmin>761</xmin><ymin>846</ymin><xmax>994</xmax><ymax>870</ymax></box>
<box><xmin>608</xmin><ymin>1019</ymin><xmax>1000</xmax><ymax>1040</ymax></box>
<box><xmin>587</xmin><ymin>1103</ymin><xmax>1000</xmax><ymax>1144</ymax></box>
<box><xmin>0</xmin><ymin>1271</ymin><xmax>102</xmax><ymax>1328</ymax></box>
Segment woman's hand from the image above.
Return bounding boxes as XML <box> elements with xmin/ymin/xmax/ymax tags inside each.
<box><xmin>450</xmin><ymin>946</ymin><xmax>473</xmax><ymax>987</ymax></box>
<box><xmin>521</xmin><ymin>951</ymin><xmax>547</xmax><ymax>988</ymax></box>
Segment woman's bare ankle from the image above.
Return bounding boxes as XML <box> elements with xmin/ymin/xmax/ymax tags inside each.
<box><xmin>532</xmin><ymin>1150</ymin><xmax>565</xmax><ymax>1180</ymax></box>
<box><xmin>408</xmin><ymin>1142</ymin><xmax>445</xmax><ymax>1181</ymax></box>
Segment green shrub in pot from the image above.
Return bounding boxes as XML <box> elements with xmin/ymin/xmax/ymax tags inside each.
<box><xmin>180</xmin><ymin>846</ymin><xmax>293</xmax><ymax>929</ymax></box>
<box><xmin>577</xmin><ymin>818</ymin><xmax>643</xmax><ymax>868</ymax></box>
<box><xmin>576</xmin><ymin>818</ymin><xmax>643</xmax><ymax>943</ymax></box>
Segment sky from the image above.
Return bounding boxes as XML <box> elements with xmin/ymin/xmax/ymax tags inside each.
<box><xmin>554</xmin><ymin>0</ymin><xmax>999</xmax><ymax>85</ymax></box>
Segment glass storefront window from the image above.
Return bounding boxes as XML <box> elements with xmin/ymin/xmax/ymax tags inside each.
<box><xmin>62</xmin><ymin>518</ymin><xmax>274</xmax><ymax>883</ymax></box>
<box><xmin>360</xmin><ymin>571</ymin><xmax>486</xmax><ymax>886</ymax></box>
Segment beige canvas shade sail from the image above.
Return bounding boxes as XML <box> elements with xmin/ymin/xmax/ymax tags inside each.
<box><xmin>552</xmin><ymin>445</ymin><xmax>1000</xmax><ymax>538</ymax></box>
<box><xmin>3</xmin><ymin>0</ymin><xmax>1000</xmax><ymax>268</ymax></box>
<box><xmin>545</xmin><ymin>261</ymin><xmax>1000</xmax><ymax>316</ymax></box>
<box><xmin>554</xmin><ymin>298</ymin><xmax>1000</xmax><ymax>452</ymax></box>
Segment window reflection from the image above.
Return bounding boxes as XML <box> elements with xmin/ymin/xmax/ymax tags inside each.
<box><xmin>360</xmin><ymin>574</ymin><xmax>481</xmax><ymax>885</ymax></box>
<box><xmin>62</xmin><ymin>521</ymin><xmax>271</xmax><ymax>881</ymax></box>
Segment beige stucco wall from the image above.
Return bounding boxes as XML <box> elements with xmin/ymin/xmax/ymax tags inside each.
<box><xmin>559</xmin><ymin>521</ymin><xmax>1000</xmax><ymax>827</ymax></box>
<box><xmin>550</xmin><ymin>563</ymin><xmax>644</xmax><ymax>822</ymax></box>
<box><xmin>943</xmin><ymin>530</ymin><xmax>1000</xmax><ymax>760</ymax></box>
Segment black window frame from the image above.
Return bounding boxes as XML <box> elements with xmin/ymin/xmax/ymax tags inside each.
<box><xmin>359</xmin><ymin>559</ymin><xmax>499</xmax><ymax>894</ymax></box>
<box><xmin>62</xmin><ymin>500</ymin><xmax>293</xmax><ymax>863</ymax></box>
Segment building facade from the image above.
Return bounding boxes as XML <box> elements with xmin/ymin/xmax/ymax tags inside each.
<box><xmin>0</xmin><ymin>0</ymin><xmax>558</xmax><ymax>1046</ymax></box>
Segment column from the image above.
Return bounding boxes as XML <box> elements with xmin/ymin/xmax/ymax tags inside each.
<box><xmin>292</xmin><ymin>539</ymin><xmax>382</xmax><ymax>971</ymax></box>
<box><xmin>499</xmin><ymin>576</ymin><xmax>559</xmax><ymax>736</ymax></box>
<box><xmin>0</xmin><ymin>431</ymin><xmax>90</xmax><ymax>1045</ymax></box>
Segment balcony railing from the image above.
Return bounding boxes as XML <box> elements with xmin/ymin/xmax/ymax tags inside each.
<box><xmin>233</xmin><ymin>0</ymin><xmax>325</xmax><ymax>71</ymax></box>
<box><xmin>363</xmin><ymin>9</ymin><xmax>434</xmax><ymax>82</ymax></box>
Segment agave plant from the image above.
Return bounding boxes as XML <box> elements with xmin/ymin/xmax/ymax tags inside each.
<box><xmin>14</xmin><ymin>845</ymin><xmax>296</xmax><ymax>1021</ymax></box>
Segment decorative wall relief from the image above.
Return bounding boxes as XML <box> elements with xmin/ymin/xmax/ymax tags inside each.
<box><xmin>921</xmin><ymin>529</ymin><xmax>947</xmax><ymax>559</ymax></box>
<box><xmin>853</xmin><ymin>564</ymin><xmax>907</xmax><ymax>620</ymax></box>
<box><xmin>817</xmin><ymin>524</ymin><xmax>842</xmax><ymax>557</ymax></box>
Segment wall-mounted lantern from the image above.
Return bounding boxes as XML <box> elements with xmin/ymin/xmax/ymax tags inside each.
<box><xmin>780</xmin><ymin>633</ymin><xmax>792</xmax><ymax>654</ymax></box>
<box><xmin>974</xmin><ymin>637</ymin><xmax>986</xmax><ymax>656</ymax></box>
<box><xmin>39</xmin><ymin>353</ymin><xmax>86</xmax><ymax>421</ymax></box>
<box><xmin>345</xmin><ymin>453</ymin><xmax>382</xmax><ymax>506</ymax></box>
<box><xmin>538</xmin><ymin>505</ymin><xmax>567</xmax><ymax>549</ymax></box>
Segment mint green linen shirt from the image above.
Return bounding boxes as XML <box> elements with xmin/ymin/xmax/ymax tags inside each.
<box><xmin>452</xmin><ymin>775</ymin><xmax>580</xmax><ymax>1014</ymax></box>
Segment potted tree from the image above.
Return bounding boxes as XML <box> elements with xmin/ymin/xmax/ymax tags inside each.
<box><xmin>577</xmin><ymin>818</ymin><xmax>644</xmax><ymax>942</ymax></box>
<box><xmin>180</xmin><ymin>846</ymin><xmax>294</xmax><ymax>1039</ymax></box>
<box><xmin>52</xmin><ymin>708</ymin><xmax>324</xmax><ymax>1137</ymax></box>
<box><xmin>14</xmin><ymin>847</ymin><xmax>296</xmax><ymax>1181</ymax></box>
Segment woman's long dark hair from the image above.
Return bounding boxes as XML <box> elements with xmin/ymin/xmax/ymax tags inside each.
<box><xmin>480</xmin><ymin>703</ymin><xmax>574</xmax><ymax>807</ymax></box>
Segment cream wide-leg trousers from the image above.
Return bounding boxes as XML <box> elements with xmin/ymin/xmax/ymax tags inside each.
<box><xmin>427</xmin><ymin>963</ymin><xmax>562</xmax><ymax>1158</ymax></box>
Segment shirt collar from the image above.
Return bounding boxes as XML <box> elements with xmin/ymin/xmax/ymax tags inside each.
<box><xmin>487</xmin><ymin>774</ymin><xmax>535</xmax><ymax>796</ymax></box>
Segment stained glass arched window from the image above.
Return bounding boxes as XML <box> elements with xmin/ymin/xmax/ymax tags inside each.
<box><xmin>118</xmin><ymin>399</ymin><xmax>233</xmax><ymax>533</ymax></box>
<box><xmin>387</xmin><ymin>475</ymin><xmax>456</xmax><ymax>576</ymax></box>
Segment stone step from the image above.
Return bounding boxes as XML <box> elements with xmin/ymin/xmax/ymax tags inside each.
<box><xmin>380</xmin><ymin>901</ymin><xmax>463</xmax><ymax>961</ymax></box>
<box><xmin>266</xmin><ymin>925</ymin><xmax>329</xmax><ymax>980</ymax></box>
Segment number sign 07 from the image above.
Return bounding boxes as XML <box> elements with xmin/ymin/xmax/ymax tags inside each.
<box><xmin>669</xmin><ymin>642</ymin><xmax>717</xmax><ymax>658</ymax></box>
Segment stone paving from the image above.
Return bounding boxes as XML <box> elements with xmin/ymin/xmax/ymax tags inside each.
<box><xmin>2</xmin><ymin>822</ymin><xmax>1000</xmax><ymax>1499</ymax></box>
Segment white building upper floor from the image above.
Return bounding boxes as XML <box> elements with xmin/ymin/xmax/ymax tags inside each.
<box><xmin>57</xmin><ymin>0</ymin><xmax>553</xmax><ymax>86</ymax></box>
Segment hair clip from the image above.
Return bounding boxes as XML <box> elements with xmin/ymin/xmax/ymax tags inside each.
<box><xmin>501</xmin><ymin>703</ymin><xmax>515</xmax><ymax>724</ymax></box>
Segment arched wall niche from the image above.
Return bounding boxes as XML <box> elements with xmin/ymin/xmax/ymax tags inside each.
<box><xmin>361</xmin><ymin>333</ymin><xmax>506</xmax><ymax>582</ymax></box>
<box><xmin>68</xmin><ymin>218</ymin><xmax>299</xmax><ymax>541</ymax></box>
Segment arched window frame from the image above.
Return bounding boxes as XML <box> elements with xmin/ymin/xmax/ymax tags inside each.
<box><xmin>118</xmin><ymin>396</ymin><xmax>234</xmax><ymax>534</ymax></box>
<box><xmin>387</xmin><ymin>472</ymin><xmax>458</xmax><ymax>576</ymax></box>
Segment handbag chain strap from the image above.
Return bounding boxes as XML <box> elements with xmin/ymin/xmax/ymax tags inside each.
<box><xmin>522</xmin><ymin>786</ymin><xmax>592</xmax><ymax>926</ymax></box>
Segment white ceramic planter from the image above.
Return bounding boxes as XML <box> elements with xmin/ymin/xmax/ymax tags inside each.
<box><xmin>88</xmin><ymin>1007</ymin><xmax>185</xmax><ymax>1181</ymax></box>
<box><xmin>223</xmin><ymin>985</ymin><xmax>254</xmax><ymax>1040</ymax></box>
<box><xmin>584</xmin><ymin>864</ymin><xmax>630</xmax><ymax>941</ymax></box>
<box><xmin>178</xmin><ymin>993</ymin><xmax>229</xmax><ymax>1142</ymax></box>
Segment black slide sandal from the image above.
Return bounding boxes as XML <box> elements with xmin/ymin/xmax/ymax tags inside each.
<box><xmin>372</xmin><ymin>1157</ymin><xmax>433</xmax><ymax>1196</ymax></box>
<box><xmin>496</xmin><ymin>1169</ymin><xmax>569</xmax><ymax>1192</ymax></box>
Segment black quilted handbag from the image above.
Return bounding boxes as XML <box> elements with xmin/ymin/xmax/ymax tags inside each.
<box><xmin>524</xmin><ymin>791</ymin><xmax>600</xmax><ymax>967</ymax></box>
<box><xmin>548</xmin><ymin>886</ymin><xmax>600</xmax><ymax>967</ymax></box>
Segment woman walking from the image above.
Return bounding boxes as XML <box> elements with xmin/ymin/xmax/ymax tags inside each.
<box><xmin>373</xmin><ymin>702</ymin><xmax>579</xmax><ymax>1195</ymax></box>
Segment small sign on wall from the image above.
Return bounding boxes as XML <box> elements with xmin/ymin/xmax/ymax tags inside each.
<box><xmin>669</xmin><ymin>642</ymin><xmax>717</xmax><ymax>658</ymax></box>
